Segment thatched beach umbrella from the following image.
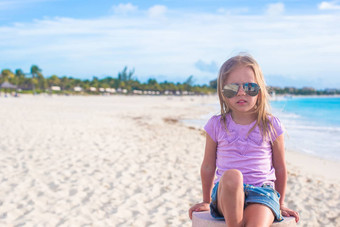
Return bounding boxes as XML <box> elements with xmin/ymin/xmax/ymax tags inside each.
<box><xmin>0</xmin><ymin>81</ymin><xmax>17</xmax><ymax>89</ymax></box>
<box><xmin>1</xmin><ymin>81</ymin><xmax>18</xmax><ymax>97</ymax></box>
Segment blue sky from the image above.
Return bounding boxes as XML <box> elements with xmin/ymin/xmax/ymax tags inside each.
<box><xmin>1</xmin><ymin>0</ymin><xmax>340</xmax><ymax>89</ymax></box>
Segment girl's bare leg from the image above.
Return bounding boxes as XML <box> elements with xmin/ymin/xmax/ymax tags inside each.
<box><xmin>243</xmin><ymin>204</ymin><xmax>274</xmax><ymax>227</ymax></box>
<box><xmin>217</xmin><ymin>169</ymin><xmax>244</xmax><ymax>227</ymax></box>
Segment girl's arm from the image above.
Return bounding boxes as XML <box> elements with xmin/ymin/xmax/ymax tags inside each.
<box><xmin>272</xmin><ymin>134</ymin><xmax>299</xmax><ymax>222</ymax></box>
<box><xmin>189</xmin><ymin>133</ymin><xmax>217</xmax><ymax>219</ymax></box>
<box><xmin>201</xmin><ymin>133</ymin><xmax>217</xmax><ymax>203</ymax></box>
<box><xmin>272</xmin><ymin>134</ymin><xmax>287</xmax><ymax>206</ymax></box>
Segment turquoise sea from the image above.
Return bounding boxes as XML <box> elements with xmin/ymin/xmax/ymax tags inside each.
<box><xmin>184</xmin><ymin>96</ymin><xmax>340</xmax><ymax>160</ymax></box>
<box><xmin>270</xmin><ymin>96</ymin><xmax>340</xmax><ymax>160</ymax></box>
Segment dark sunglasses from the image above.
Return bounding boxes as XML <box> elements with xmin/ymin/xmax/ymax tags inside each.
<box><xmin>222</xmin><ymin>83</ymin><xmax>260</xmax><ymax>98</ymax></box>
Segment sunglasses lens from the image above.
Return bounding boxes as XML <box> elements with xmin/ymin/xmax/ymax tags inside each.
<box><xmin>222</xmin><ymin>84</ymin><xmax>239</xmax><ymax>98</ymax></box>
<box><xmin>244</xmin><ymin>83</ymin><xmax>260</xmax><ymax>96</ymax></box>
<box><xmin>222</xmin><ymin>83</ymin><xmax>260</xmax><ymax>98</ymax></box>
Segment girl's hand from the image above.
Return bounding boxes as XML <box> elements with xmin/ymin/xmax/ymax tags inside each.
<box><xmin>189</xmin><ymin>202</ymin><xmax>210</xmax><ymax>219</ymax></box>
<box><xmin>280</xmin><ymin>205</ymin><xmax>299</xmax><ymax>223</ymax></box>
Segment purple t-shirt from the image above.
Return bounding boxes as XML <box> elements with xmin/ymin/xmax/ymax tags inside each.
<box><xmin>204</xmin><ymin>114</ymin><xmax>284</xmax><ymax>187</ymax></box>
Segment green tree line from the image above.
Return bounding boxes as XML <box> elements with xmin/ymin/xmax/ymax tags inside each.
<box><xmin>268</xmin><ymin>86</ymin><xmax>340</xmax><ymax>95</ymax></box>
<box><xmin>0</xmin><ymin>65</ymin><xmax>215</xmax><ymax>95</ymax></box>
<box><xmin>1</xmin><ymin>65</ymin><xmax>338</xmax><ymax>95</ymax></box>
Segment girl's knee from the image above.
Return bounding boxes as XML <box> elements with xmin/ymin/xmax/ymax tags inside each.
<box><xmin>243</xmin><ymin>204</ymin><xmax>275</xmax><ymax>227</ymax></box>
<box><xmin>220</xmin><ymin>169</ymin><xmax>243</xmax><ymax>191</ymax></box>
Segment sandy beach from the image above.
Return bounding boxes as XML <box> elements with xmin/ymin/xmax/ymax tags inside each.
<box><xmin>0</xmin><ymin>95</ymin><xmax>339</xmax><ymax>226</ymax></box>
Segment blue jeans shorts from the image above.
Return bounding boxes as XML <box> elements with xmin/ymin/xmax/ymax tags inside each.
<box><xmin>210</xmin><ymin>182</ymin><xmax>283</xmax><ymax>222</ymax></box>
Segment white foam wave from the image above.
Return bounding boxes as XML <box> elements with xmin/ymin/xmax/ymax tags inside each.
<box><xmin>285</xmin><ymin>124</ymin><xmax>340</xmax><ymax>133</ymax></box>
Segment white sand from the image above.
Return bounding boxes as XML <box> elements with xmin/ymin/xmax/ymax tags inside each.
<box><xmin>0</xmin><ymin>95</ymin><xmax>339</xmax><ymax>226</ymax></box>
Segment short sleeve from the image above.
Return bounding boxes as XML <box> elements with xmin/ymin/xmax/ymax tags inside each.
<box><xmin>270</xmin><ymin>115</ymin><xmax>284</xmax><ymax>142</ymax></box>
<box><xmin>204</xmin><ymin>115</ymin><xmax>220</xmax><ymax>143</ymax></box>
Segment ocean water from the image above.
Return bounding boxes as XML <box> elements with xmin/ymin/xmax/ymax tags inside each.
<box><xmin>270</xmin><ymin>96</ymin><xmax>340</xmax><ymax>160</ymax></box>
<box><xmin>184</xmin><ymin>96</ymin><xmax>340</xmax><ymax>160</ymax></box>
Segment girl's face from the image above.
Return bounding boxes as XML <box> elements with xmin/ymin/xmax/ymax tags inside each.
<box><xmin>223</xmin><ymin>65</ymin><xmax>259</xmax><ymax>115</ymax></box>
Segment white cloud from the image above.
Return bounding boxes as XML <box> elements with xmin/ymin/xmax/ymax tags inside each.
<box><xmin>266</xmin><ymin>3</ymin><xmax>285</xmax><ymax>16</ymax></box>
<box><xmin>112</xmin><ymin>3</ymin><xmax>138</xmax><ymax>14</ymax></box>
<box><xmin>217</xmin><ymin>7</ymin><xmax>249</xmax><ymax>15</ymax></box>
<box><xmin>148</xmin><ymin>5</ymin><xmax>167</xmax><ymax>18</ymax></box>
<box><xmin>318</xmin><ymin>1</ymin><xmax>340</xmax><ymax>10</ymax></box>
<box><xmin>195</xmin><ymin>60</ymin><xmax>218</xmax><ymax>73</ymax></box>
<box><xmin>0</xmin><ymin>7</ymin><xmax>340</xmax><ymax>87</ymax></box>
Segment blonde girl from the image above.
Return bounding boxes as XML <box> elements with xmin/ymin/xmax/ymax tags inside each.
<box><xmin>189</xmin><ymin>54</ymin><xmax>299</xmax><ymax>226</ymax></box>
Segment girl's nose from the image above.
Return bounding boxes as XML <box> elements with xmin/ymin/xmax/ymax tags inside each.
<box><xmin>237</xmin><ymin>85</ymin><xmax>246</xmax><ymax>96</ymax></box>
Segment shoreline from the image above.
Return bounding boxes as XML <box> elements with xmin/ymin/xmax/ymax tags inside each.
<box><xmin>179</xmin><ymin>108</ymin><xmax>340</xmax><ymax>184</ymax></box>
<box><xmin>183</xmin><ymin>94</ymin><xmax>340</xmax><ymax>163</ymax></box>
<box><xmin>1</xmin><ymin>92</ymin><xmax>340</xmax><ymax>98</ymax></box>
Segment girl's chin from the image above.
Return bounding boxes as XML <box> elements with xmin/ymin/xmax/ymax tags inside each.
<box><xmin>231</xmin><ymin>107</ymin><xmax>256</xmax><ymax>114</ymax></box>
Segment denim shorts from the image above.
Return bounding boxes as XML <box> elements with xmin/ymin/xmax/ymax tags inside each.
<box><xmin>210</xmin><ymin>182</ymin><xmax>283</xmax><ymax>222</ymax></box>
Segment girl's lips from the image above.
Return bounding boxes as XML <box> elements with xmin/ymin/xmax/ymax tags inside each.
<box><xmin>237</xmin><ymin>99</ymin><xmax>247</xmax><ymax>103</ymax></box>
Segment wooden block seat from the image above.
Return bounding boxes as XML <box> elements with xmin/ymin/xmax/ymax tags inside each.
<box><xmin>192</xmin><ymin>211</ymin><xmax>296</xmax><ymax>227</ymax></box>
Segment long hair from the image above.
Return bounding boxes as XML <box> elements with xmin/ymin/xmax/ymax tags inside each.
<box><xmin>217</xmin><ymin>53</ymin><xmax>276</xmax><ymax>143</ymax></box>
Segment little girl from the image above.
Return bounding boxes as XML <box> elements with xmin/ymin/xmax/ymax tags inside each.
<box><xmin>189</xmin><ymin>54</ymin><xmax>299</xmax><ymax>226</ymax></box>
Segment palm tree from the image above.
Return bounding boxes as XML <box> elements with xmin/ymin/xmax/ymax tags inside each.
<box><xmin>1</xmin><ymin>69</ymin><xmax>15</xmax><ymax>82</ymax></box>
<box><xmin>15</xmin><ymin>69</ymin><xmax>26</xmax><ymax>87</ymax></box>
<box><xmin>30</xmin><ymin>65</ymin><xmax>41</xmax><ymax>94</ymax></box>
<box><xmin>118</xmin><ymin>66</ymin><xmax>135</xmax><ymax>82</ymax></box>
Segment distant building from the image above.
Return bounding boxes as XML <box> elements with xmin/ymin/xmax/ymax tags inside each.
<box><xmin>133</xmin><ymin>90</ymin><xmax>143</xmax><ymax>95</ymax></box>
<box><xmin>302</xmin><ymin>87</ymin><xmax>316</xmax><ymax>92</ymax></box>
<box><xmin>51</xmin><ymin>86</ymin><xmax>61</xmax><ymax>91</ymax></box>
<box><xmin>325</xmin><ymin>88</ymin><xmax>337</xmax><ymax>94</ymax></box>
<box><xmin>74</xmin><ymin>86</ymin><xmax>82</xmax><ymax>92</ymax></box>
<box><xmin>285</xmin><ymin>87</ymin><xmax>296</xmax><ymax>93</ymax></box>
<box><xmin>105</xmin><ymin>88</ymin><xmax>116</xmax><ymax>93</ymax></box>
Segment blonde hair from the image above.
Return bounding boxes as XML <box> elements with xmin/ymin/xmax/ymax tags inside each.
<box><xmin>217</xmin><ymin>53</ymin><xmax>276</xmax><ymax>143</ymax></box>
